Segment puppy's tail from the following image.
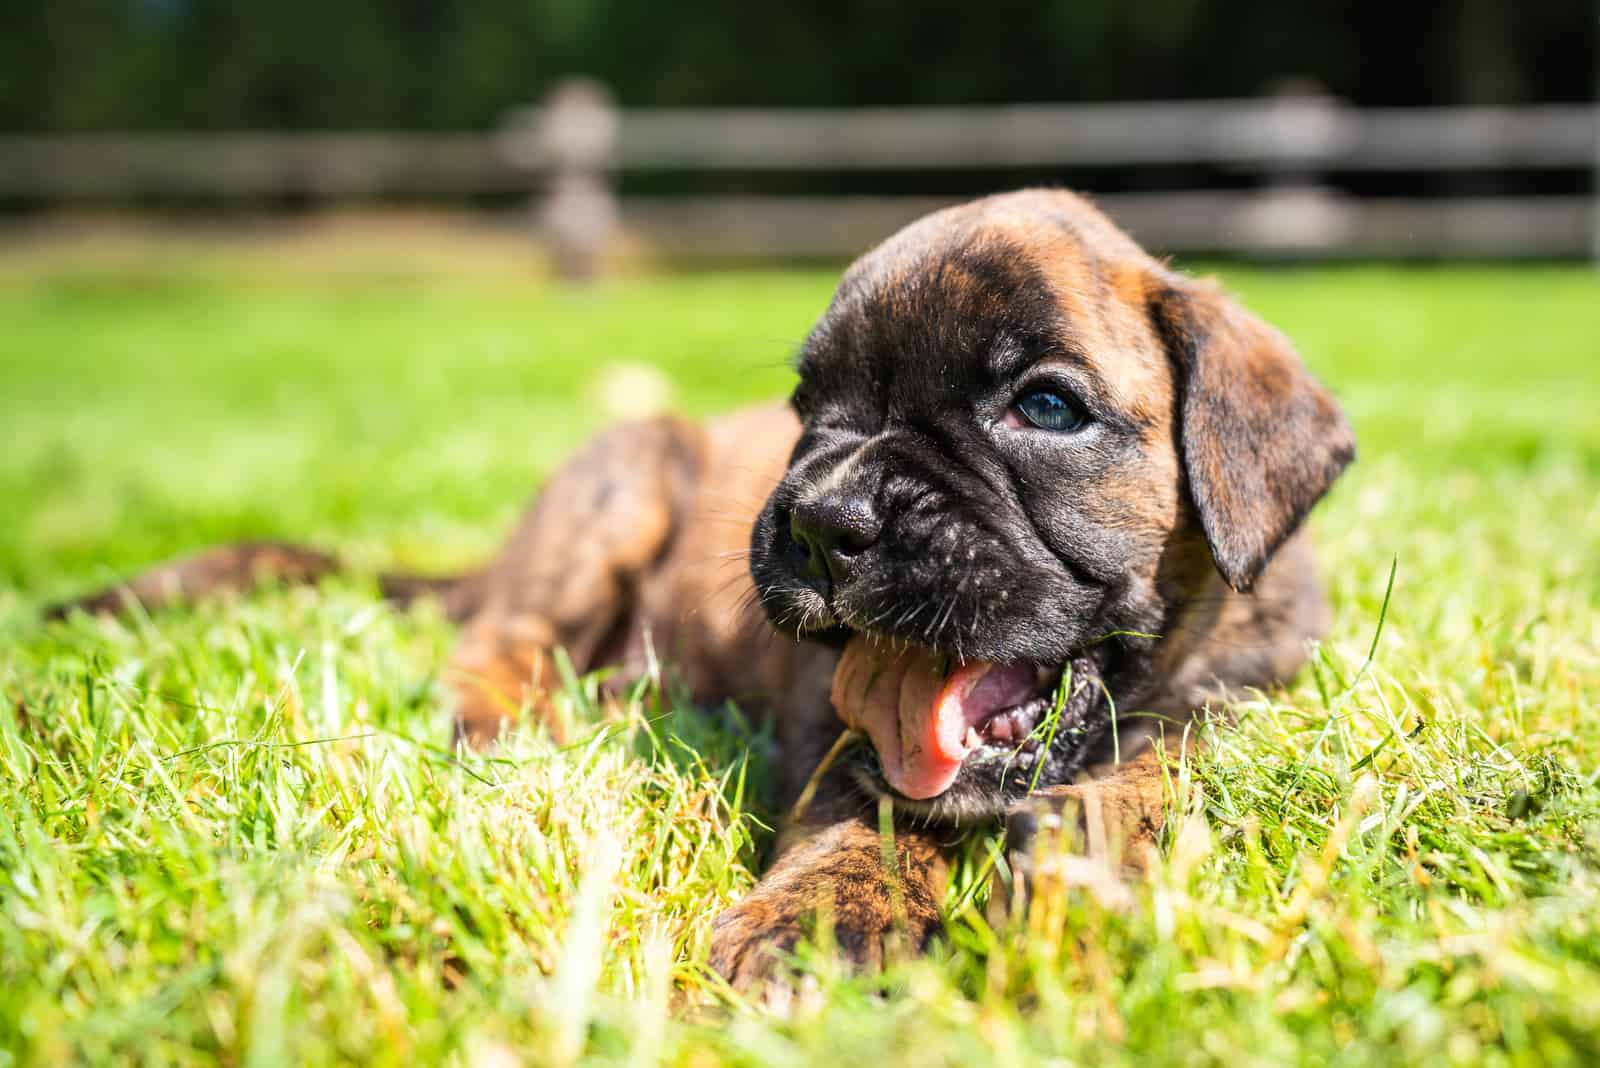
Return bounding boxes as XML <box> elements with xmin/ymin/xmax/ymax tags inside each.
<box><xmin>373</xmin><ymin>567</ymin><xmax>485</xmax><ymax>622</ymax></box>
<box><xmin>41</xmin><ymin>539</ymin><xmax>486</xmax><ymax>624</ymax></box>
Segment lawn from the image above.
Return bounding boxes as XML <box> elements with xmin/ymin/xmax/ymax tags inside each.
<box><xmin>2</xmin><ymin>232</ymin><xmax>1598</xmax><ymax>1067</ymax></box>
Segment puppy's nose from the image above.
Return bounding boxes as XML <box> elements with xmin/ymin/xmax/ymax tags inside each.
<box><xmin>789</xmin><ymin>491</ymin><xmax>881</xmax><ymax>587</ymax></box>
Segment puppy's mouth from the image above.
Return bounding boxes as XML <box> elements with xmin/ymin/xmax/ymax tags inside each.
<box><xmin>830</xmin><ymin>634</ymin><xmax>1073</xmax><ymax>801</ymax></box>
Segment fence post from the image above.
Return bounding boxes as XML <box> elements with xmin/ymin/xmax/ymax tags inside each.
<box><xmin>1593</xmin><ymin>5</ymin><xmax>1600</xmax><ymax>267</ymax></box>
<box><xmin>1593</xmin><ymin>97</ymin><xmax>1599</xmax><ymax>267</ymax></box>
<box><xmin>1237</xmin><ymin>79</ymin><xmax>1353</xmax><ymax>257</ymax></box>
<box><xmin>537</xmin><ymin>79</ymin><xmax>619</xmax><ymax>280</ymax></box>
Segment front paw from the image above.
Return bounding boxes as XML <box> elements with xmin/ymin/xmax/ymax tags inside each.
<box><xmin>706</xmin><ymin>892</ymin><xmax>813</xmax><ymax>993</ymax></box>
<box><xmin>708</xmin><ymin>884</ymin><xmax>941</xmax><ymax>993</ymax></box>
<box><xmin>707</xmin><ymin>821</ymin><xmax>946</xmax><ymax>992</ymax></box>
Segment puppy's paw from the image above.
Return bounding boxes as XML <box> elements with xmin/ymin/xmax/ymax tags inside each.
<box><xmin>705</xmin><ymin>893</ymin><xmax>812</xmax><ymax>994</ymax></box>
<box><xmin>708</xmin><ymin>881</ymin><xmax>940</xmax><ymax>994</ymax></box>
<box><xmin>708</xmin><ymin>820</ymin><xmax>947</xmax><ymax>994</ymax></box>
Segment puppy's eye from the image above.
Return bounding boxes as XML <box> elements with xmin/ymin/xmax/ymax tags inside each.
<box><xmin>1013</xmin><ymin>388</ymin><xmax>1090</xmax><ymax>433</ymax></box>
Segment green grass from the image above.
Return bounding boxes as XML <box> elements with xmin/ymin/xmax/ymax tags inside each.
<box><xmin>2</xmin><ymin>239</ymin><xmax>1598</xmax><ymax>1066</ymax></box>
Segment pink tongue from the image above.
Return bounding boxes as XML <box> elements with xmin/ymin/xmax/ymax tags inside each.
<box><xmin>830</xmin><ymin>636</ymin><xmax>1038</xmax><ymax>800</ymax></box>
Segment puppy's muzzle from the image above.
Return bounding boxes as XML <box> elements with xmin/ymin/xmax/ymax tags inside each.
<box><xmin>785</xmin><ymin>487</ymin><xmax>881</xmax><ymax>596</ymax></box>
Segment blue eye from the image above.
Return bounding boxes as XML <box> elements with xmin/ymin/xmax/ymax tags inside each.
<box><xmin>1014</xmin><ymin>389</ymin><xmax>1090</xmax><ymax>433</ymax></box>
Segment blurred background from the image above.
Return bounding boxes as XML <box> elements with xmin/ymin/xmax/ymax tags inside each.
<box><xmin>1</xmin><ymin>1</ymin><xmax>1597</xmax><ymax>599</ymax></box>
<box><xmin>1</xmin><ymin>0</ymin><xmax>1597</xmax><ymax>264</ymax></box>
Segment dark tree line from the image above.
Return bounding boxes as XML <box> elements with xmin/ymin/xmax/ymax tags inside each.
<box><xmin>2</xmin><ymin>0</ymin><xmax>1593</xmax><ymax>131</ymax></box>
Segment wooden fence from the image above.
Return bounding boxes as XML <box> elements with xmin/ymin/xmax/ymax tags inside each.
<box><xmin>3</xmin><ymin>84</ymin><xmax>1596</xmax><ymax>270</ymax></box>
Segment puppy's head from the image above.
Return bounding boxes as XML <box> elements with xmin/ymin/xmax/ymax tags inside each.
<box><xmin>751</xmin><ymin>190</ymin><xmax>1353</xmax><ymax>823</ymax></box>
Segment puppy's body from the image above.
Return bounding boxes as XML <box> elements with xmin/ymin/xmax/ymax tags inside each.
<box><xmin>49</xmin><ymin>190</ymin><xmax>1352</xmax><ymax>988</ymax></box>
<box><xmin>447</xmin><ymin>404</ymin><xmax>843</xmax><ymax>808</ymax></box>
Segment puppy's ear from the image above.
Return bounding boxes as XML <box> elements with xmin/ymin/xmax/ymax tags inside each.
<box><xmin>1150</xmin><ymin>275</ymin><xmax>1354</xmax><ymax>592</ymax></box>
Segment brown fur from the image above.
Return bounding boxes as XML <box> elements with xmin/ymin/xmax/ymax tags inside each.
<box><xmin>41</xmin><ymin>541</ymin><xmax>341</xmax><ymax>621</ymax></box>
<box><xmin>44</xmin><ymin>190</ymin><xmax>1351</xmax><ymax>992</ymax></box>
<box><xmin>709</xmin><ymin>816</ymin><xmax>950</xmax><ymax>988</ymax></box>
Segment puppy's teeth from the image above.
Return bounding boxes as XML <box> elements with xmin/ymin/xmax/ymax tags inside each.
<box><xmin>964</xmin><ymin>726</ymin><xmax>981</xmax><ymax>751</ymax></box>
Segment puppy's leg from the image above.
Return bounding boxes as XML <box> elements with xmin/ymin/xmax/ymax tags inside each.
<box><xmin>44</xmin><ymin>540</ymin><xmax>490</xmax><ymax>624</ymax></box>
<box><xmin>709</xmin><ymin>815</ymin><xmax>949</xmax><ymax>992</ymax></box>
<box><xmin>449</xmin><ymin>416</ymin><xmax>703</xmax><ymax>745</ymax></box>
<box><xmin>42</xmin><ymin>541</ymin><xmax>343</xmax><ymax>620</ymax></box>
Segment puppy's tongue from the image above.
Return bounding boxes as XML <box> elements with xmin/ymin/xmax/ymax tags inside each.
<box><xmin>831</xmin><ymin>635</ymin><xmax>1038</xmax><ymax>800</ymax></box>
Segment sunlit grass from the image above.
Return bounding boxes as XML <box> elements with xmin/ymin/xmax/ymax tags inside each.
<box><xmin>1</xmin><ymin>238</ymin><xmax>1597</xmax><ymax>1065</ymax></box>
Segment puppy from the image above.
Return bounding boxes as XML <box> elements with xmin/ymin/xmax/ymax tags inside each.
<box><xmin>47</xmin><ymin>189</ymin><xmax>1354</xmax><ymax>988</ymax></box>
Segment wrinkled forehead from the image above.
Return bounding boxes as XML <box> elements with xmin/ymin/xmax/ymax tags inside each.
<box><xmin>802</xmin><ymin>212</ymin><xmax>1173</xmax><ymax>424</ymax></box>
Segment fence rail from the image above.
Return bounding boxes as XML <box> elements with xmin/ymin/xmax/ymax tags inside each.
<box><xmin>623</xmin><ymin>193</ymin><xmax>1595</xmax><ymax>259</ymax></box>
<box><xmin>3</xmin><ymin>93</ymin><xmax>1596</xmax><ymax>267</ymax></box>
<box><xmin>0</xmin><ymin>133</ymin><xmax>520</xmax><ymax>197</ymax></box>
<box><xmin>506</xmin><ymin>101</ymin><xmax>1598</xmax><ymax>171</ymax></box>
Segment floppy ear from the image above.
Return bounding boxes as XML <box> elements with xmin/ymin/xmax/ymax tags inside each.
<box><xmin>1150</xmin><ymin>275</ymin><xmax>1355</xmax><ymax>592</ymax></box>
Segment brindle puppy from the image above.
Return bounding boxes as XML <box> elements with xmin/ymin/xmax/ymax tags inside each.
<box><xmin>47</xmin><ymin>190</ymin><xmax>1353</xmax><ymax>989</ymax></box>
